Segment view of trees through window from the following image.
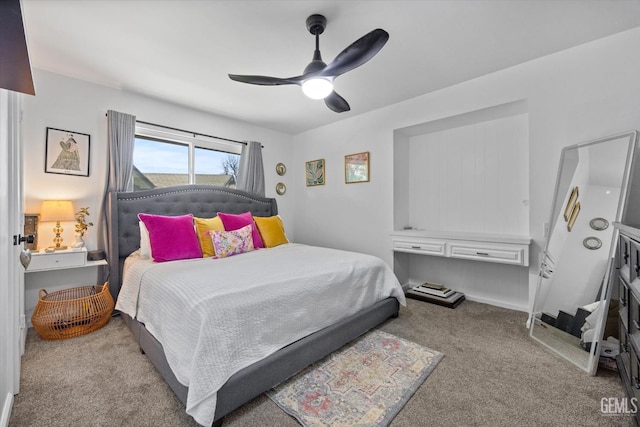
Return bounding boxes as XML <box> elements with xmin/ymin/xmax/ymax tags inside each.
<box><xmin>133</xmin><ymin>136</ymin><xmax>240</xmax><ymax>190</ymax></box>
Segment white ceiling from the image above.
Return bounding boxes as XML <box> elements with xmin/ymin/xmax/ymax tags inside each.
<box><xmin>22</xmin><ymin>0</ymin><xmax>640</xmax><ymax>135</ymax></box>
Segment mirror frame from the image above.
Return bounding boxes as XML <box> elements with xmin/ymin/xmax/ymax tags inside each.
<box><xmin>529</xmin><ymin>130</ymin><xmax>638</xmax><ymax>375</ymax></box>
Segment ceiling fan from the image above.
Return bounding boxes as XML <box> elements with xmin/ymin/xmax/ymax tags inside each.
<box><xmin>228</xmin><ymin>14</ymin><xmax>389</xmax><ymax>113</ymax></box>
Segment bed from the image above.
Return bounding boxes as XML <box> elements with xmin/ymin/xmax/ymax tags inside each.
<box><xmin>106</xmin><ymin>185</ymin><xmax>404</xmax><ymax>426</ymax></box>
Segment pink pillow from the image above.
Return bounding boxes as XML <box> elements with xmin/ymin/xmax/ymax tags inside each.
<box><xmin>218</xmin><ymin>211</ymin><xmax>264</xmax><ymax>249</ymax></box>
<box><xmin>210</xmin><ymin>224</ymin><xmax>254</xmax><ymax>258</ymax></box>
<box><xmin>138</xmin><ymin>213</ymin><xmax>202</xmax><ymax>262</ymax></box>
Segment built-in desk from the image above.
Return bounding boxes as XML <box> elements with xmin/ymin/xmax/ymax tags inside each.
<box><xmin>391</xmin><ymin>230</ymin><xmax>532</xmax><ymax>310</ymax></box>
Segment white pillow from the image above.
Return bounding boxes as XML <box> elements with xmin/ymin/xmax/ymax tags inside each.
<box><xmin>139</xmin><ymin>221</ymin><xmax>151</xmax><ymax>259</ymax></box>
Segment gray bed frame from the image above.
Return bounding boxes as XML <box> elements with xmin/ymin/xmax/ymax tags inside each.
<box><xmin>106</xmin><ymin>185</ymin><xmax>400</xmax><ymax>426</ymax></box>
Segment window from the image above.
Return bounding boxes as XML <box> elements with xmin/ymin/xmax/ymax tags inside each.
<box><xmin>133</xmin><ymin>123</ymin><xmax>241</xmax><ymax>191</ymax></box>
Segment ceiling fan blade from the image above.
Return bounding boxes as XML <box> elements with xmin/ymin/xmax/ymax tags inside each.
<box><xmin>228</xmin><ymin>74</ymin><xmax>304</xmax><ymax>86</ymax></box>
<box><xmin>321</xmin><ymin>28</ymin><xmax>389</xmax><ymax>78</ymax></box>
<box><xmin>324</xmin><ymin>91</ymin><xmax>350</xmax><ymax>113</ymax></box>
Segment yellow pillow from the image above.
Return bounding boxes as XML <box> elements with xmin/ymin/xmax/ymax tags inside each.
<box><xmin>194</xmin><ymin>216</ymin><xmax>225</xmax><ymax>257</ymax></box>
<box><xmin>254</xmin><ymin>215</ymin><xmax>289</xmax><ymax>248</ymax></box>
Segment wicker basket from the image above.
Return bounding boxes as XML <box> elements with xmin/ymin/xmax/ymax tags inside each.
<box><xmin>31</xmin><ymin>282</ymin><xmax>114</xmax><ymax>341</ymax></box>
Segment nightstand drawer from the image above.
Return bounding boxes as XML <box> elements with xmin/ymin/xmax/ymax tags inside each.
<box><xmin>27</xmin><ymin>250</ymin><xmax>86</xmax><ymax>271</ymax></box>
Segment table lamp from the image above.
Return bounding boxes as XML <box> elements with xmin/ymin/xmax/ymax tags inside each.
<box><xmin>40</xmin><ymin>200</ymin><xmax>74</xmax><ymax>250</ymax></box>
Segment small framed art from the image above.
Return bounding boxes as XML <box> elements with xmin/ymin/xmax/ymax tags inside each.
<box><xmin>345</xmin><ymin>151</ymin><xmax>369</xmax><ymax>184</ymax></box>
<box><xmin>563</xmin><ymin>186</ymin><xmax>578</xmax><ymax>222</ymax></box>
<box><xmin>567</xmin><ymin>202</ymin><xmax>580</xmax><ymax>232</ymax></box>
<box><xmin>45</xmin><ymin>127</ymin><xmax>91</xmax><ymax>177</ymax></box>
<box><xmin>305</xmin><ymin>158</ymin><xmax>325</xmax><ymax>186</ymax></box>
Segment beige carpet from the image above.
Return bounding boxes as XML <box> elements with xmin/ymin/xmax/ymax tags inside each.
<box><xmin>10</xmin><ymin>299</ymin><xmax>633</xmax><ymax>426</ymax></box>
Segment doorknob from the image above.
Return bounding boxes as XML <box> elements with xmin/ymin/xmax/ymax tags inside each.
<box><xmin>19</xmin><ymin>249</ymin><xmax>31</xmax><ymax>269</ymax></box>
<box><xmin>13</xmin><ymin>234</ymin><xmax>35</xmax><ymax>269</ymax></box>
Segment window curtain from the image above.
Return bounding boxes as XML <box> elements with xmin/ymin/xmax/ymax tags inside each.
<box><xmin>236</xmin><ymin>140</ymin><xmax>265</xmax><ymax>197</ymax></box>
<box><xmin>99</xmin><ymin>110</ymin><xmax>136</xmax><ymax>289</ymax></box>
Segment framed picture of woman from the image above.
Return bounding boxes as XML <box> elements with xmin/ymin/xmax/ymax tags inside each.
<box><xmin>44</xmin><ymin>127</ymin><xmax>90</xmax><ymax>177</ymax></box>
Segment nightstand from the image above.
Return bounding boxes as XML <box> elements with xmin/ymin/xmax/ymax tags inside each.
<box><xmin>24</xmin><ymin>248</ymin><xmax>108</xmax><ymax>327</ymax></box>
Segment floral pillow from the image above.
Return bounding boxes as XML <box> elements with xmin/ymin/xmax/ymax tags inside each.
<box><xmin>210</xmin><ymin>224</ymin><xmax>254</xmax><ymax>258</ymax></box>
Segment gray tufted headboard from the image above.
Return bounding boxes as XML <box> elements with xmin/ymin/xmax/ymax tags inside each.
<box><xmin>106</xmin><ymin>185</ymin><xmax>278</xmax><ymax>302</ymax></box>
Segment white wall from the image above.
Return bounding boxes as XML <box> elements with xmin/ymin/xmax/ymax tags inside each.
<box><xmin>407</xmin><ymin>113</ymin><xmax>529</xmax><ymax>235</ymax></box>
<box><xmin>291</xmin><ymin>27</ymin><xmax>640</xmax><ymax>309</ymax></box>
<box><xmin>23</xmin><ymin>70</ymin><xmax>295</xmax><ymax>250</ymax></box>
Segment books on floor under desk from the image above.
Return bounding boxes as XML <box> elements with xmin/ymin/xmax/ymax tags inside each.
<box><xmin>406</xmin><ymin>282</ymin><xmax>465</xmax><ymax>308</ymax></box>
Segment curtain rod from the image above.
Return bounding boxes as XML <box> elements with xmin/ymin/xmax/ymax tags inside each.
<box><xmin>105</xmin><ymin>113</ymin><xmax>248</xmax><ymax>146</ymax></box>
<box><xmin>136</xmin><ymin>120</ymin><xmax>247</xmax><ymax>145</ymax></box>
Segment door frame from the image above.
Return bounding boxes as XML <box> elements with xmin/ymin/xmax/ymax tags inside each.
<box><xmin>0</xmin><ymin>89</ymin><xmax>23</xmax><ymax>426</ymax></box>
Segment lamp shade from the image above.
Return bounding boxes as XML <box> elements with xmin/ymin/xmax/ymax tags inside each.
<box><xmin>40</xmin><ymin>200</ymin><xmax>75</xmax><ymax>222</ymax></box>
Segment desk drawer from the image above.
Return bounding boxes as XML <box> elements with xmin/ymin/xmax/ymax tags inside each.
<box><xmin>28</xmin><ymin>251</ymin><xmax>86</xmax><ymax>271</ymax></box>
<box><xmin>393</xmin><ymin>241</ymin><xmax>445</xmax><ymax>256</ymax></box>
<box><xmin>449</xmin><ymin>244</ymin><xmax>524</xmax><ymax>265</ymax></box>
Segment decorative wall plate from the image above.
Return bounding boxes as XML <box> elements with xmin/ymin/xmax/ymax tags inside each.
<box><xmin>583</xmin><ymin>237</ymin><xmax>602</xmax><ymax>250</ymax></box>
<box><xmin>589</xmin><ymin>217</ymin><xmax>609</xmax><ymax>231</ymax></box>
<box><xmin>276</xmin><ymin>163</ymin><xmax>286</xmax><ymax>176</ymax></box>
<box><xmin>276</xmin><ymin>182</ymin><xmax>286</xmax><ymax>195</ymax></box>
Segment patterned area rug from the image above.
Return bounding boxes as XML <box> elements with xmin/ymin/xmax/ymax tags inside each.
<box><xmin>267</xmin><ymin>329</ymin><xmax>444</xmax><ymax>427</ymax></box>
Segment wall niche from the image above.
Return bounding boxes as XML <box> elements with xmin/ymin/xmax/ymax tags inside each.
<box><xmin>392</xmin><ymin>100</ymin><xmax>531</xmax><ymax>311</ymax></box>
<box><xmin>394</xmin><ymin>100</ymin><xmax>530</xmax><ymax>236</ymax></box>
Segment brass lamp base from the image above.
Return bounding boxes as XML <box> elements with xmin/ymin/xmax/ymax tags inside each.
<box><xmin>52</xmin><ymin>221</ymin><xmax>67</xmax><ymax>251</ymax></box>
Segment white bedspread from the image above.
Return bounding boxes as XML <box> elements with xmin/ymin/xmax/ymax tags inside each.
<box><xmin>115</xmin><ymin>243</ymin><xmax>405</xmax><ymax>426</ymax></box>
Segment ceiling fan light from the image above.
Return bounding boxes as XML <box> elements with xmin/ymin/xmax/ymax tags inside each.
<box><xmin>301</xmin><ymin>78</ymin><xmax>333</xmax><ymax>99</ymax></box>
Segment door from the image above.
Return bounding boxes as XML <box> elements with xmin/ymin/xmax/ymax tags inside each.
<box><xmin>0</xmin><ymin>88</ymin><xmax>24</xmax><ymax>423</ymax></box>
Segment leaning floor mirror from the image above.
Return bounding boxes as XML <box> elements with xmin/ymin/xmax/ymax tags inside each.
<box><xmin>529</xmin><ymin>130</ymin><xmax>639</xmax><ymax>375</ymax></box>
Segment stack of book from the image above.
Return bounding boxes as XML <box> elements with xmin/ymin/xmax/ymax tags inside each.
<box><xmin>405</xmin><ymin>282</ymin><xmax>465</xmax><ymax>308</ymax></box>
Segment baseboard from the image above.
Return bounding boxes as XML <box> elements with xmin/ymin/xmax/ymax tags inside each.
<box><xmin>405</xmin><ymin>281</ymin><xmax>528</xmax><ymax>313</ymax></box>
<box><xmin>0</xmin><ymin>392</ymin><xmax>13</xmax><ymax>427</ymax></box>
<box><xmin>464</xmin><ymin>293</ymin><xmax>528</xmax><ymax>313</ymax></box>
